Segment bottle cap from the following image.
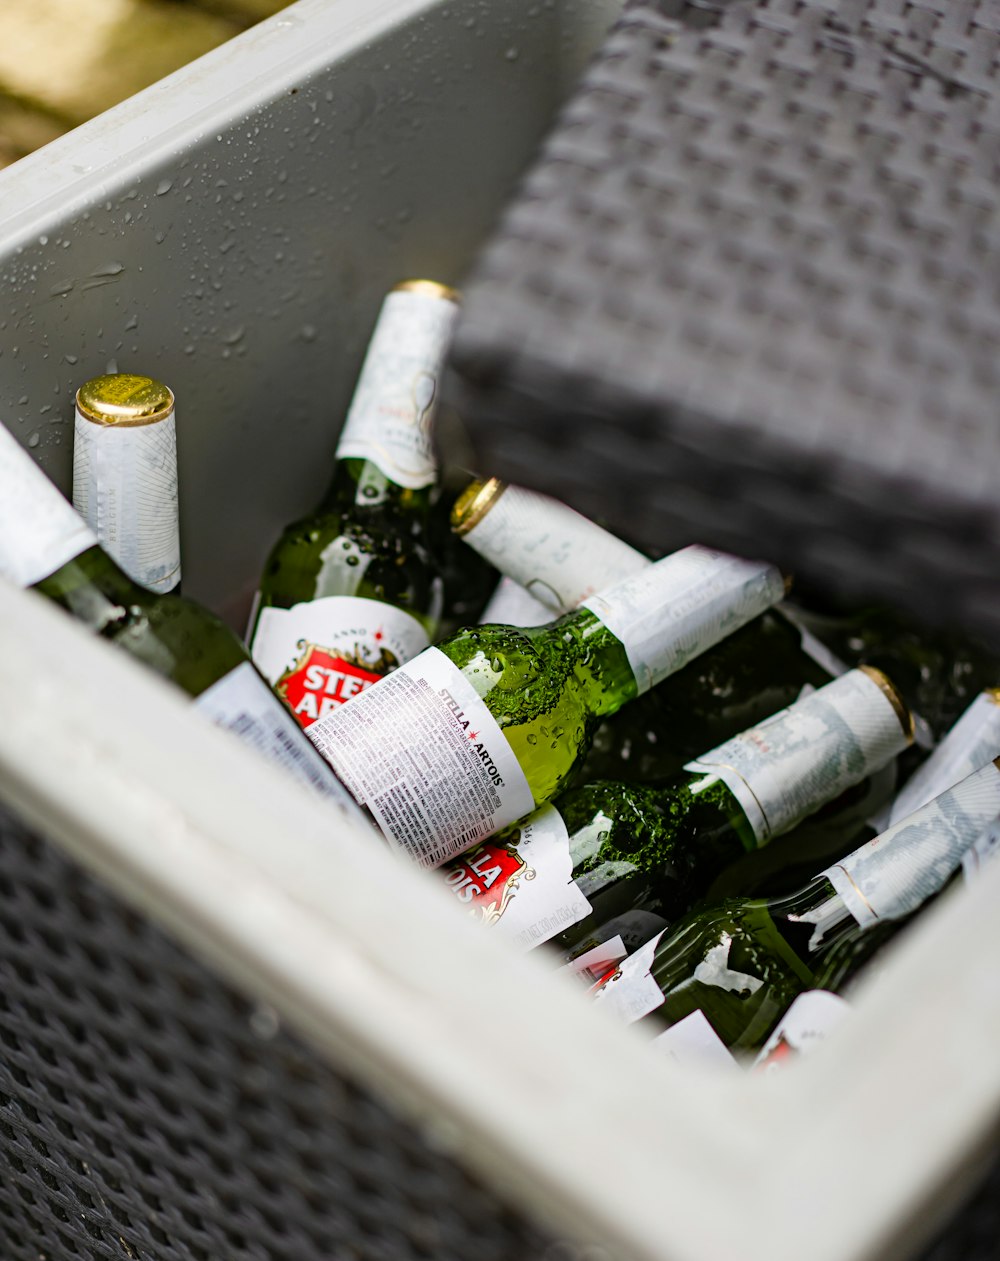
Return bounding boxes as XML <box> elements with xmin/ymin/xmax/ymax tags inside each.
<box><xmin>451</xmin><ymin>477</ymin><xmax>507</xmax><ymax>535</ymax></box>
<box><xmin>859</xmin><ymin>665</ymin><xmax>914</xmax><ymax>743</ymax></box>
<box><xmin>392</xmin><ymin>279</ymin><xmax>462</xmax><ymax>304</ymax></box>
<box><xmin>76</xmin><ymin>375</ymin><xmax>174</xmax><ymax>426</ymax></box>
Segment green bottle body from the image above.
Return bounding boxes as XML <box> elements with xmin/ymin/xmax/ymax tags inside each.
<box><xmin>248</xmin><ymin>282</ymin><xmax>459</xmax><ymax>728</ymax></box>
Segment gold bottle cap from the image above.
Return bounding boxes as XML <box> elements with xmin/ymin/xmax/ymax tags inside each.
<box><xmin>393</xmin><ymin>278</ymin><xmax>462</xmax><ymax>304</ymax></box>
<box><xmin>76</xmin><ymin>374</ymin><xmax>174</xmax><ymax>427</ymax></box>
<box><xmin>859</xmin><ymin>665</ymin><xmax>914</xmax><ymax>744</ymax></box>
<box><xmin>451</xmin><ymin>477</ymin><xmax>507</xmax><ymax>535</ymax></box>
<box><xmin>986</xmin><ymin>687</ymin><xmax>1000</xmax><ymax>706</ymax></box>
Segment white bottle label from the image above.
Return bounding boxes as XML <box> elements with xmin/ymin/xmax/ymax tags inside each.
<box><xmin>439</xmin><ymin>804</ymin><xmax>592</xmax><ymax>948</ymax></box>
<box><xmin>753</xmin><ymin>990</ymin><xmax>850</xmax><ymax>1070</ymax></box>
<box><xmin>464</xmin><ymin>484</ymin><xmax>648</xmax><ymax>614</ymax></box>
<box><xmin>582</xmin><ymin>547</ymin><xmax>785</xmax><ymax>694</ymax></box>
<box><xmin>308</xmin><ymin>646</ymin><xmax>535</xmax><ymax>867</ymax></box>
<box><xmin>685</xmin><ymin>669</ymin><xmax>911</xmax><ymax>844</ymax></box>
<box><xmin>561</xmin><ymin>936</ymin><xmax>629</xmax><ymax>984</ymax></box>
<box><xmin>824</xmin><ymin>760</ymin><xmax>1000</xmax><ymax>927</ymax></box>
<box><xmin>335</xmin><ymin>287</ymin><xmax>459</xmax><ymax>489</ymax></box>
<box><xmin>962</xmin><ymin>815</ymin><xmax>1000</xmax><ymax>882</ymax></box>
<box><xmin>479</xmin><ymin>577</ymin><xmax>554</xmax><ymax>628</ymax></box>
<box><xmin>250</xmin><ymin>596</ymin><xmax>429</xmax><ymax>729</ymax></box>
<box><xmin>591</xmin><ymin>931</ymin><xmax>667</xmax><ymax>1024</ymax></box>
<box><xmin>0</xmin><ymin>421</ymin><xmax>97</xmax><ymax>587</ymax></box>
<box><xmin>193</xmin><ymin>662</ymin><xmax>369</xmax><ymax>826</ymax></box>
<box><xmin>73</xmin><ymin>407</ymin><xmax>181</xmax><ymax>594</ymax></box>
<box><xmin>885</xmin><ymin>691</ymin><xmax>1000</xmax><ymax>828</ymax></box>
<box><xmin>652</xmin><ymin>1010</ymin><xmax>738</xmax><ymax>1071</ymax></box>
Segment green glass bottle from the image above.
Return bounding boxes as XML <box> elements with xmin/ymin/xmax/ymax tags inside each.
<box><xmin>438</xmin><ymin>668</ymin><xmax>912</xmax><ymax>954</ymax></box>
<box><xmin>308</xmin><ymin>545</ymin><xmax>786</xmax><ymax>867</ymax></box>
<box><xmin>451</xmin><ymin>476</ymin><xmax>840</xmax><ymax>782</ymax></box>
<box><xmin>594</xmin><ymin>758</ymin><xmax>1000</xmax><ymax>1053</ymax></box>
<box><xmin>248</xmin><ymin>280</ymin><xmax>458</xmax><ymax>730</ymax></box>
<box><xmin>0</xmin><ymin>417</ymin><xmax>367</xmax><ymax>827</ymax></box>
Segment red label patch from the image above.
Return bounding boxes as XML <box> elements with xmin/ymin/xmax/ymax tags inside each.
<box><xmin>441</xmin><ymin>835</ymin><xmax>534</xmax><ymax>922</ymax></box>
<box><xmin>277</xmin><ymin>641</ymin><xmax>385</xmax><ymax>729</ymax></box>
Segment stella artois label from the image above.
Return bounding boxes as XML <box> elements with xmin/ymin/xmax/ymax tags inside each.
<box><xmin>0</xmin><ymin>420</ymin><xmax>97</xmax><ymax>588</ymax></box>
<box><xmin>824</xmin><ymin>759</ymin><xmax>1000</xmax><ymax>927</ymax></box>
<box><xmin>308</xmin><ymin>646</ymin><xmax>536</xmax><ymax>868</ymax></box>
<box><xmin>752</xmin><ymin>991</ymin><xmax>850</xmax><ymax>1071</ymax></box>
<box><xmin>249</xmin><ymin>596</ymin><xmax>429</xmax><ymax>729</ymax></box>
<box><xmin>582</xmin><ymin>547</ymin><xmax>785</xmax><ymax>695</ymax></box>
<box><xmin>193</xmin><ymin>662</ymin><xmax>371</xmax><ymax>827</ymax></box>
<box><xmin>685</xmin><ymin>669</ymin><xmax>910</xmax><ymax>845</ymax></box>
<box><xmin>335</xmin><ymin>286</ymin><xmax>459</xmax><ymax>489</ymax></box>
<box><xmin>439</xmin><ymin>805</ymin><xmax>592</xmax><ymax>947</ymax></box>
<box><xmin>591</xmin><ymin>931</ymin><xmax>668</xmax><ymax>1024</ymax></box>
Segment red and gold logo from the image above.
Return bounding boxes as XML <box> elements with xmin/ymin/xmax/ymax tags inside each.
<box><xmin>277</xmin><ymin>638</ymin><xmax>398</xmax><ymax>728</ymax></box>
<box><xmin>441</xmin><ymin>832</ymin><xmax>535</xmax><ymax>924</ymax></box>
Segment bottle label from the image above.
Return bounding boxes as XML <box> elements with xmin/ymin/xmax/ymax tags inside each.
<box><xmin>0</xmin><ymin>421</ymin><xmax>97</xmax><ymax>587</ymax></box>
<box><xmin>465</xmin><ymin>484</ymin><xmax>647</xmax><ymax>614</ymax></box>
<box><xmin>335</xmin><ymin>288</ymin><xmax>459</xmax><ymax>489</ymax></box>
<box><xmin>479</xmin><ymin>577</ymin><xmax>554</xmax><ymax>628</ymax></box>
<box><xmin>308</xmin><ymin>646</ymin><xmax>535</xmax><ymax>867</ymax></box>
<box><xmin>439</xmin><ymin>804</ymin><xmax>592</xmax><ymax>948</ymax></box>
<box><xmin>885</xmin><ymin>691</ymin><xmax>1000</xmax><ymax>829</ymax></box>
<box><xmin>560</xmin><ymin>936</ymin><xmax>629</xmax><ymax>984</ymax></box>
<box><xmin>73</xmin><ymin>407</ymin><xmax>181</xmax><ymax>594</ymax></box>
<box><xmin>824</xmin><ymin>760</ymin><xmax>1000</xmax><ymax>927</ymax></box>
<box><xmin>591</xmin><ymin>931</ymin><xmax>667</xmax><ymax>1024</ymax></box>
<box><xmin>753</xmin><ymin>990</ymin><xmax>850</xmax><ymax>1071</ymax></box>
<box><xmin>651</xmin><ymin>1010</ymin><xmax>738</xmax><ymax>1071</ymax></box>
<box><xmin>193</xmin><ymin>662</ymin><xmax>369</xmax><ymax>826</ymax></box>
<box><xmin>582</xmin><ymin>547</ymin><xmax>785</xmax><ymax>695</ymax></box>
<box><xmin>250</xmin><ymin>596</ymin><xmax>429</xmax><ymax>729</ymax></box>
<box><xmin>561</xmin><ymin>909</ymin><xmax>671</xmax><ymax>962</ymax></box>
<box><xmin>685</xmin><ymin>669</ymin><xmax>910</xmax><ymax>844</ymax></box>
<box><xmin>962</xmin><ymin>815</ymin><xmax>1000</xmax><ymax>882</ymax></box>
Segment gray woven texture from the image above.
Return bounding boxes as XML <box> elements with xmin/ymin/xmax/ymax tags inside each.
<box><xmin>449</xmin><ymin>0</ymin><xmax>1000</xmax><ymax>643</ymax></box>
<box><xmin>0</xmin><ymin>800</ymin><xmax>555</xmax><ymax>1261</ymax></box>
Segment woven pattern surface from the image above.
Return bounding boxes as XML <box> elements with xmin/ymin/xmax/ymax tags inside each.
<box><xmin>450</xmin><ymin>0</ymin><xmax>1000</xmax><ymax>641</ymax></box>
<box><xmin>0</xmin><ymin>801</ymin><xmax>553</xmax><ymax>1261</ymax></box>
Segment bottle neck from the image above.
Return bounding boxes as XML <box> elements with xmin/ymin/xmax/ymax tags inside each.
<box><xmin>322</xmin><ymin>456</ymin><xmax>433</xmax><ymax>515</ymax></box>
<box><xmin>768</xmin><ymin>875</ymin><xmax>856</xmax><ymax>958</ymax></box>
<box><xmin>580</xmin><ymin>546</ymin><xmax>786</xmax><ymax>696</ymax></box>
<box><xmin>542</xmin><ymin>608</ymin><xmax>639</xmax><ymax>718</ymax></box>
<box><xmin>34</xmin><ymin>544</ymin><xmax>153</xmax><ymax>637</ymax></box>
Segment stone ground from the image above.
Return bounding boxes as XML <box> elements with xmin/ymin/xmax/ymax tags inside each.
<box><xmin>0</xmin><ymin>0</ymin><xmax>294</xmax><ymax>168</ymax></box>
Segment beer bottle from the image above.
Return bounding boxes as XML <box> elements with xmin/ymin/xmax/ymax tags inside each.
<box><xmin>0</xmin><ymin>418</ymin><xmax>367</xmax><ymax>827</ymax></box>
<box><xmin>73</xmin><ymin>374</ymin><xmax>181</xmax><ymax>595</ymax></box>
<box><xmin>780</xmin><ymin>585</ymin><xmax>1000</xmax><ymax>742</ymax></box>
<box><xmin>453</xmin><ymin>477</ymin><xmax>839</xmax><ymax>779</ymax></box>
<box><xmin>593</xmin><ymin>760</ymin><xmax>1000</xmax><ymax>1053</ymax></box>
<box><xmin>248</xmin><ymin>280</ymin><xmax>458</xmax><ymax>729</ymax></box>
<box><xmin>308</xmin><ymin>545</ymin><xmax>786</xmax><ymax>867</ymax></box>
<box><xmin>438</xmin><ymin>668</ymin><xmax>912</xmax><ymax>955</ymax></box>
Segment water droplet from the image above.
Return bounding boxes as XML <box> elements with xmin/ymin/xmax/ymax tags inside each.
<box><xmin>125</xmin><ymin>314</ymin><xmax>138</xmax><ymax>330</ymax></box>
<box><xmin>223</xmin><ymin>325</ymin><xmax>245</xmax><ymax>345</ymax></box>
<box><xmin>38</xmin><ymin>235</ymin><xmax>48</xmax><ymax>245</ymax></box>
<box><xmin>27</xmin><ymin>433</ymin><xmax>39</xmax><ymax>448</ymax></box>
<box><xmin>106</xmin><ymin>358</ymin><xmax>119</xmax><ymax>374</ymax></box>
<box><xmin>64</xmin><ymin>354</ymin><xmax>78</xmax><ymax>365</ymax></box>
<box><xmin>249</xmin><ymin>1004</ymin><xmax>280</xmax><ymax>1040</ymax></box>
<box><xmin>155</xmin><ymin>179</ymin><xmax>173</xmax><ymax>196</ymax></box>
<box><xmin>49</xmin><ymin>279</ymin><xmax>75</xmax><ymax>296</ymax></box>
<box><xmin>92</xmin><ymin>261</ymin><xmax>124</xmax><ymax>277</ymax></box>
<box><xmin>300</xmin><ymin>324</ymin><xmax>317</xmax><ymax>342</ymax></box>
<box><xmin>346</xmin><ymin>555</ymin><xmax>359</xmax><ymax>567</ymax></box>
